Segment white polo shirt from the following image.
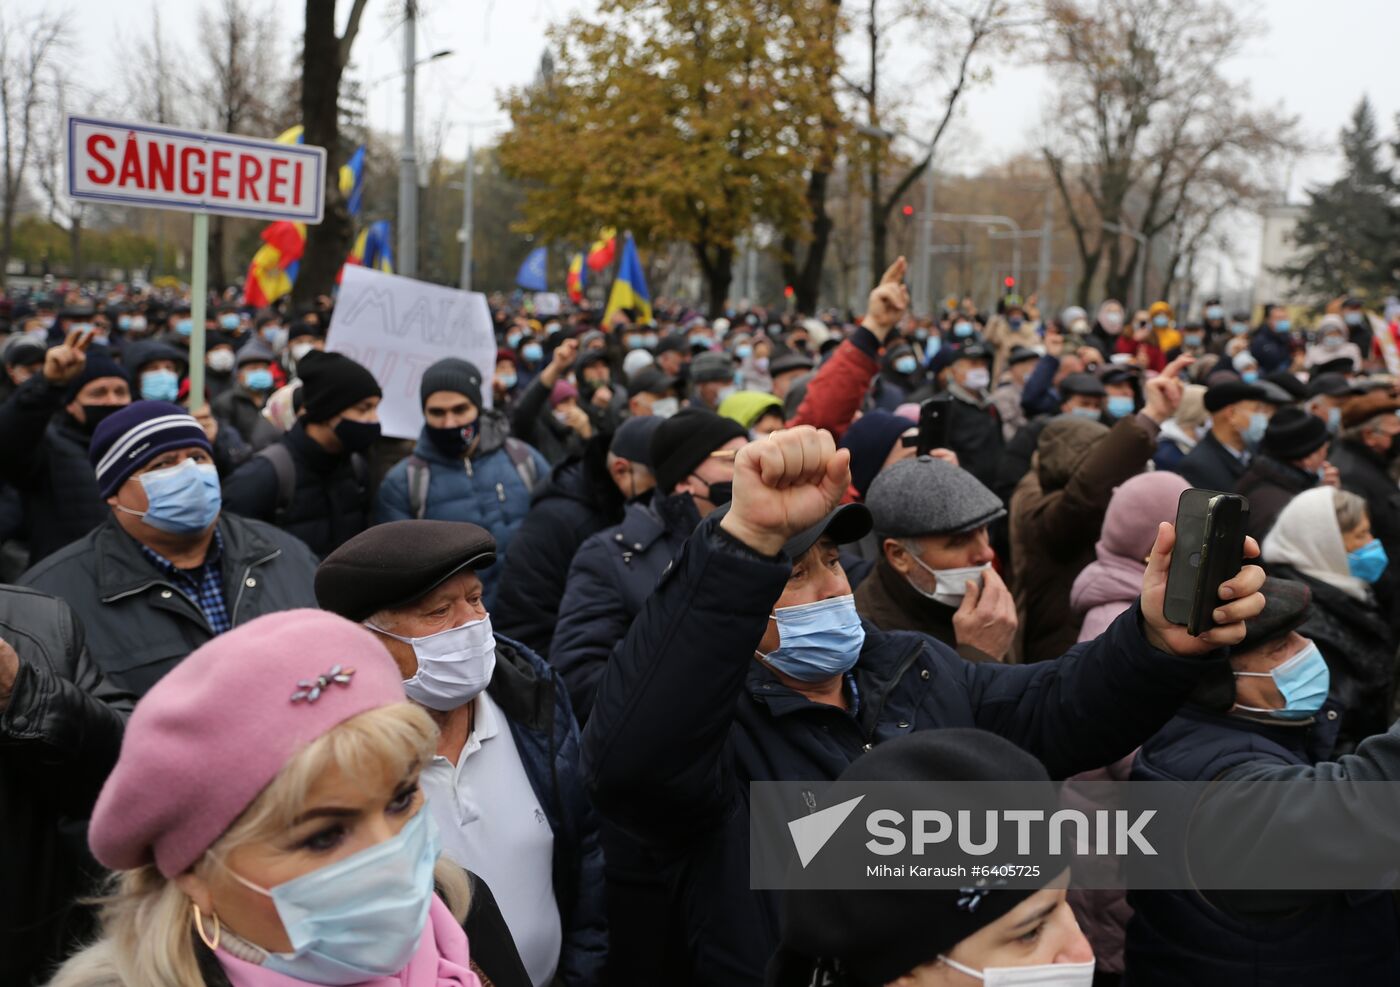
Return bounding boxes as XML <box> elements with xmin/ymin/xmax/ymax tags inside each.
<box><xmin>421</xmin><ymin>690</ymin><xmax>562</xmax><ymax>987</ymax></box>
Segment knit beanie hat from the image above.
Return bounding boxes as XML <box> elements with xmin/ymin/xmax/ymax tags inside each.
<box><xmin>770</xmin><ymin>729</ymin><xmax>1055</xmax><ymax>987</ymax></box>
<box><xmin>419</xmin><ymin>357</ymin><xmax>483</xmax><ymax>411</ymax></box>
<box><xmin>298</xmin><ymin>350</ymin><xmax>382</xmax><ymax>423</ymax></box>
<box><xmin>838</xmin><ymin>410</ymin><xmax>917</xmax><ymax>500</ymax></box>
<box><xmin>89</xmin><ymin>401</ymin><xmax>213</xmax><ymax>498</ymax></box>
<box><xmin>649</xmin><ymin>407</ymin><xmax>748</xmax><ymax>493</ymax></box>
<box><xmin>235</xmin><ymin>337</ymin><xmax>276</xmax><ymax>369</ymax></box>
<box><xmin>1262</xmin><ymin>406</ymin><xmax>1328</xmax><ymax>461</ymax></box>
<box><xmin>549</xmin><ymin>379</ymin><xmax>579</xmax><ymax>408</ymax></box>
<box><xmin>63</xmin><ymin>351</ymin><xmax>130</xmax><ymax>405</ymax></box>
<box><xmin>88</xmin><ymin>610</ymin><xmax>408</xmax><ymax>877</ymax></box>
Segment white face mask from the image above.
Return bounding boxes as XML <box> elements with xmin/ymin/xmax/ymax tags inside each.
<box><xmin>940</xmin><ymin>955</ymin><xmax>1096</xmax><ymax>986</ymax></box>
<box><xmin>963</xmin><ymin>367</ymin><xmax>991</xmax><ymax>391</ymax></box>
<box><xmin>905</xmin><ymin>554</ymin><xmax>990</xmax><ymax>608</ymax></box>
<box><xmin>649</xmin><ymin>397</ymin><xmax>679</xmax><ymax>419</ymax></box>
<box><xmin>207</xmin><ymin>348</ymin><xmax>236</xmax><ymax>373</ymax></box>
<box><xmin>367</xmin><ymin>615</ymin><xmax>497</xmax><ymax>712</ymax></box>
<box><xmin>290</xmin><ymin>341</ymin><xmax>316</xmax><ymax>362</ymax></box>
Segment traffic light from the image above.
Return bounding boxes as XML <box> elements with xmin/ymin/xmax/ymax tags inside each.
<box><xmin>784</xmin><ymin>285</ymin><xmax>794</xmax><ymax>299</ymax></box>
<box><xmin>1003</xmin><ymin>276</ymin><xmax>1016</xmax><ymax>289</ymax></box>
<box><xmin>902</xmin><ymin>205</ymin><xmax>914</xmax><ymax>217</ymax></box>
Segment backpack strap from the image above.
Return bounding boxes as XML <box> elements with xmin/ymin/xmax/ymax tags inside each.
<box><xmin>254</xmin><ymin>443</ymin><xmax>297</xmax><ymax>525</ymax></box>
<box><xmin>406</xmin><ymin>454</ymin><xmax>431</xmax><ymax>521</ymax></box>
<box><xmin>503</xmin><ymin>438</ymin><xmax>540</xmax><ymax>493</ymax></box>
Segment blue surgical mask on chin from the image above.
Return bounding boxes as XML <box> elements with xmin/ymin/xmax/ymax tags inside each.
<box><xmin>224</xmin><ymin>810</ymin><xmax>440</xmax><ymax>985</ymax></box>
<box><xmin>1106</xmin><ymin>395</ymin><xmax>1135</xmax><ymax>418</ymax></box>
<box><xmin>759</xmin><ymin>594</ymin><xmax>865</xmax><ymax>682</ymax></box>
<box><xmin>116</xmin><ymin>459</ymin><xmax>221</xmax><ymax>534</ymax></box>
<box><xmin>1234</xmin><ymin>640</ymin><xmax>1330</xmax><ymax>720</ymax></box>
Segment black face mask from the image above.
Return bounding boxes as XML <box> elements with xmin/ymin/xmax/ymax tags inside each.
<box><xmin>80</xmin><ymin>403</ymin><xmax>125</xmax><ymax>434</ymax></box>
<box><xmin>333</xmin><ymin>417</ymin><xmax>381</xmax><ymax>453</ymax></box>
<box><xmin>698</xmin><ymin>479</ymin><xmax>733</xmax><ymax>507</ymax></box>
<box><xmin>426</xmin><ymin>421</ymin><xmax>477</xmax><ymax>458</ymax></box>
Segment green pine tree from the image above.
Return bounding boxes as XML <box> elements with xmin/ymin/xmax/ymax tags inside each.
<box><xmin>1279</xmin><ymin>97</ymin><xmax>1397</xmax><ymax>304</ymax></box>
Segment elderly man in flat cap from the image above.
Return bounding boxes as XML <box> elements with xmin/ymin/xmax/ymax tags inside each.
<box><xmin>315</xmin><ymin>520</ymin><xmax>605</xmax><ymax>987</ymax></box>
<box><xmin>856</xmin><ymin>455</ymin><xmax>1017</xmax><ymax>662</ymax></box>
<box><xmin>1174</xmin><ymin>379</ymin><xmax>1273</xmax><ymax>491</ymax></box>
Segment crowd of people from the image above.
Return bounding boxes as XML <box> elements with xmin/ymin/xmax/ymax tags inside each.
<box><xmin>4</xmin><ymin>259</ymin><xmax>1400</xmax><ymax>987</ymax></box>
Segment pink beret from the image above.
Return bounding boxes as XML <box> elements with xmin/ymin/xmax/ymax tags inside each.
<box><xmin>89</xmin><ymin>609</ymin><xmax>408</xmax><ymax>877</ymax></box>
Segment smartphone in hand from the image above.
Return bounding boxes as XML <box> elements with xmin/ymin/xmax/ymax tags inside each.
<box><xmin>901</xmin><ymin>394</ymin><xmax>953</xmax><ymax>457</ymax></box>
<box><xmin>1163</xmin><ymin>489</ymin><xmax>1250</xmax><ymax>636</ymax></box>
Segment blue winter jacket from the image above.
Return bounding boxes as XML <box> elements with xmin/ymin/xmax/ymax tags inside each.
<box><xmin>582</xmin><ymin>515</ymin><xmax>1226</xmax><ymax>986</ymax></box>
<box><xmin>489</xmin><ymin>633</ymin><xmax>608</xmax><ymax>986</ymax></box>
<box><xmin>1127</xmin><ymin>704</ymin><xmax>1400</xmax><ymax>986</ymax></box>
<box><xmin>375</xmin><ymin>411</ymin><xmax>548</xmax><ymax>608</ymax></box>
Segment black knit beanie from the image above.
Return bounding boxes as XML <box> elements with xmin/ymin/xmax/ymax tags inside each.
<box><xmin>649</xmin><ymin>408</ymin><xmax>748</xmax><ymax>494</ymax></box>
<box><xmin>298</xmin><ymin>350</ymin><xmax>382</xmax><ymax>423</ymax></box>
<box><xmin>420</xmin><ymin>357</ymin><xmax>483</xmax><ymax>411</ymax></box>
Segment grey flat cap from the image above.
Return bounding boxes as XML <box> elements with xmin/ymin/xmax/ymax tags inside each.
<box><xmin>690</xmin><ymin>350</ymin><xmax>737</xmax><ymax>383</ymax></box>
<box><xmin>865</xmin><ymin>456</ymin><xmax>1007</xmax><ymax>537</ymax></box>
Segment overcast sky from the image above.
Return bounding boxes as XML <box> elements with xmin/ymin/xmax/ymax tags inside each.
<box><xmin>15</xmin><ymin>0</ymin><xmax>1400</xmax><ymax>286</ymax></box>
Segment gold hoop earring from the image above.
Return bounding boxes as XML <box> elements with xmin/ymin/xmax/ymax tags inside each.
<box><xmin>193</xmin><ymin>903</ymin><xmax>221</xmax><ymax>951</ymax></box>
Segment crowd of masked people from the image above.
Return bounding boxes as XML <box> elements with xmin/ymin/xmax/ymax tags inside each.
<box><xmin>5</xmin><ymin>259</ymin><xmax>1400</xmax><ymax>987</ymax></box>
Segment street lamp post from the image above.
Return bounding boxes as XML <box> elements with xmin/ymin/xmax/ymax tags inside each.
<box><xmin>456</xmin><ymin>117</ymin><xmax>507</xmax><ymax>291</ymax></box>
<box><xmin>398</xmin><ymin>0</ymin><xmax>418</xmax><ymax>277</ymax></box>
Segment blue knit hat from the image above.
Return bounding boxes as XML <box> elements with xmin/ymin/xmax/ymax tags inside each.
<box><xmin>839</xmin><ymin>410</ymin><xmax>916</xmax><ymax>499</ymax></box>
<box><xmin>62</xmin><ymin>351</ymin><xmax>130</xmax><ymax>404</ymax></box>
<box><xmin>90</xmin><ymin>401</ymin><xmax>213</xmax><ymax>498</ymax></box>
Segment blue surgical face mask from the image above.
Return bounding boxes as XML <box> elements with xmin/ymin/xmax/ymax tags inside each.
<box><xmin>626</xmin><ymin>335</ymin><xmax>648</xmax><ymax>350</ymax></box>
<box><xmin>736</xmin><ymin>344</ymin><xmax>753</xmax><ymax>360</ymax></box>
<box><xmin>915</xmin><ymin>328</ymin><xmax>930</xmax><ymax>342</ymax></box>
<box><xmin>1106</xmin><ymin>394</ymin><xmax>1135</xmax><ymax>418</ymax></box>
<box><xmin>1234</xmin><ymin>640</ymin><xmax>1330</xmax><ymax>720</ymax></box>
<box><xmin>118</xmin><ymin>314</ymin><xmax>133</xmax><ymax>330</ymax></box>
<box><xmin>1347</xmin><ymin>538</ymin><xmax>1388</xmax><ymax>584</ymax></box>
<box><xmin>140</xmin><ymin>369</ymin><xmax>180</xmax><ymax>403</ymax></box>
<box><xmin>1152</xmin><ymin>314</ymin><xmax>1169</xmax><ymax>328</ymax></box>
<box><xmin>1242</xmin><ymin>370</ymin><xmax>1259</xmax><ymax>384</ymax></box>
<box><xmin>219</xmin><ymin>313</ymin><xmax>241</xmax><ymax>330</ymax></box>
<box><xmin>1275</xmin><ymin>318</ymin><xmax>1292</xmax><ymax>333</ymax></box>
<box><xmin>226</xmin><ymin>809</ymin><xmax>440</xmax><ymax>985</ymax></box>
<box><xmin>760</xmin><ymin>594</ymin><xmax>864</xmax><ymax>683</ymax></box>
<box><xmin>175</xmin><ymin>318</ymin><xmax>194</xmax><ymax>336</ymax></box>
<box><xmin>1069</xmin><ymin>406</ymin><xmax>1102</xmax><ymax>420</ymax></box>
<box><xmin>1184</xmin><ymin>333</ymin><xmax>1203</xmax><ymax>348</ymax></box>
<box><xmin>243</xmin><ymin>368</ymin><xmax>274</xmax><ymax>392</ymax></box>
<box><xmin>1344</xmin><ymin>311</ymin><xmax>1364</xmax><ymax>327</ymax></box>
<box><xmin>1243</xmin><ymin>411</ymin><xmax>1269</xmax><ymax>446</ymax></box>
<box><xmin>499</xmin><ymin>371</ymin><xmax>518</xmax><ymax>389</ymax></box>
<box><xmin>1206</xmin><ymin>305</ymin><xmax>1225</xmax><ymax>321</ymax></box>
<box><xmin>925</xmin><ymin>336</ymin><xmax>941</xmax><ymax>358</ymax></box>
<box><xmin>116</xmin><ymin>459</ymin><xmax>221</xmax><ymax>534</ymax></box>
<box><xmin>507</xmin><ymin>330</ymin><xmax>524</xmax><ymax>349</ymax></box>
<box><xmin>263</xmin><ymin>326</ymin><xmax>289</xmax><ymax>352</ymax></box>
<box><xmin>954</xmin><ymin>321</ymin><xmax>974</xmax><ymax>338</ymax></box>
<box><xmin>893</xmin><ymin>354</ymin><xmax>918</xmax><ymax>375</ymax></box>
<box><xmin>1229</xmin><ymin>322</ymin><xmax>1249</xmax><ymax>336</ymax></box>
<box><xmin>522</xmin><ymin>342</ymin><xmax>544</xmax><ymax>363</ymax></box>
<box><xmin>1326</xmin><ymin>406</ymin><xmax>1341</xmax><ymax>434</ymax></box>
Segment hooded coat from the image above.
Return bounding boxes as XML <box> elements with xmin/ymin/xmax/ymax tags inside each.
<box><xmin>1071</xmin><ymin>471</ymin><xmax>1192</xmax><ymax>642</ymax></box>
<box><xmin>1010</xmin><ymin>414</ymin><xmax>1158</xmax><ymax>660</ymax></box>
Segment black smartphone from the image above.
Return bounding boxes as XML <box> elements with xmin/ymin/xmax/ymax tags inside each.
<box><xmin>1164</xmin><ymin>489</ymin><xmax>1249</xmax><ymax>636</ymax></box>
<box><xmin>901</xmin><ymin>394</ymin><xmax>953</xmax><ymax>456</ymax></box>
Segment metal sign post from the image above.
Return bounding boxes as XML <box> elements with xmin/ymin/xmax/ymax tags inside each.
<box><xmin>65</xmin><ymin>115</ymin><xmax>326</xmax><ymax>411</ymax></box>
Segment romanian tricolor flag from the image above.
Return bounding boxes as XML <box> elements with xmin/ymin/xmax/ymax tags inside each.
<box><xmin>587</xmin><ymin>227</ymin><xmax>617</xmax><ymax>272</ymax></box>
<box><xmin>566</xmin><ymin>253</ymin><xmax>586</xmax><ymax>303</ymax></box>
<box><xmin>603</xmin><ymin>234</ymin><xmax>652</xmax><ymax>324</ymax></box>
<box><xmin>243</xmin><ymin>125</ymin><xmax>368</xmax><ymax>306</ymax></box>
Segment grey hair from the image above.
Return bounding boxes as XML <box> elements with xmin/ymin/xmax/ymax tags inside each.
<box><xmin>1333</xmin><ymin>488</ymin><xmax>1368</xmax><ymax>535</ymax></box>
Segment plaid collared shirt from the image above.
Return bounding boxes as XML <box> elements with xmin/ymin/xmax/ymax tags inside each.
<box><xmin>139</xmin><ymin>529</ymin><xmax>231</xmax><ymax>635</ymax></box>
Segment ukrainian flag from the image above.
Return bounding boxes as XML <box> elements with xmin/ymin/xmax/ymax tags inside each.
<box><xmin>604</xmin><ymin>234</ymin><xmax>652</xmax><ymax>324</ymax></box>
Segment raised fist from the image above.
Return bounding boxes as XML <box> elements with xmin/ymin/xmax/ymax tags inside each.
<box><xmin>719</xmin><ymin>426</ymin><xmax>850</xmax><ymax>557</ymax></box>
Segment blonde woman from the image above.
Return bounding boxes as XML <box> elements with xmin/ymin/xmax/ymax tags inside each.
<box><xmin>47</xmin><ymin>609</ymin><xmax>527</xmax><ymax>987</ymax></box>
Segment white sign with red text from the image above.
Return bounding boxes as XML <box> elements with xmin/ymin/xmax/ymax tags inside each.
<box><xmin>327</xmin><ymin>266</ymin><xmax>497</xmax><ymax>440</ymax></box>
<box><xmin>66</xmin><ymin>115</ymin><xmax>326</xmax><ymax>223</ymax></box>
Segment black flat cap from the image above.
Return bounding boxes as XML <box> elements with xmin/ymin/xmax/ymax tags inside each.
<box><xmin>1204</xmin><ymin>380</ymin><xmax>1268</xmax><ymax>413</ymax></box>
<box><xmin>1306</xmin><ymin>372</ymin><xmax>1355</xmax><ymax>398</ymax></box>
<box><xmin>1099</xmin><ymin>366</ymin><xmax>1139</xmax><ymax>387</ymax></box>
<box><xmin>655</xmin><ymin>335</ymin><xmax>691</xmax><ymax>357</ymax></box>
<box><xmin>769</xmin><ymin>351</ymin><xmax>815</xmax><ymax>377</ymax></box>
<box><xmin>1007</xmin><ymin>344</ymin><xmax>1040</xmax><ymax>366</ymax></box>
<box><xmin>1263</xmin><ymin>372</ymin><xmax>1307</xmax><ymax>402</ymax></box>
<box><xmin>315</xmin><ymin>520</ymin><xmax>497</xmax><ymax>623</ymax></box>
<box><xmin>628</xmin><ymin>366</ymin><xmax>678</xmax><ymax>396</ymax></box>
<box><xmin>1060</xmin><ymin>372</ymin><xmax>1107</xmax><ymax>397</ymax></box>
<box><xmin>1311</xmin><ymin>356</ymin><xmax>1356</xmax><ymax>377</ymax></box>
<box><xmin>1262</xmin><ymin>407</ymin><xmax>1328</xmax><ymax>460</ymax></box>
<box><xmin>782</xmin><ymin>502</ymin><xmax>872</xmax><ymax>559</ymax></box>
<box><xmin>1255</xmin><ymin>380</ymin><xmax>1296</xmax><ymax>406</ymax></box>
<box><xmin>1241</xmin><ymin>577</ymin><xmax>1311</xmax><ymax>651</ymax></box>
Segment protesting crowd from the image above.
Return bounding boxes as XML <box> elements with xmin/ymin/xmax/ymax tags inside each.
<box><xmin>7</xmin><ymin>255</ymin><xmax>1400</xmax><ymax>987</ymax></box>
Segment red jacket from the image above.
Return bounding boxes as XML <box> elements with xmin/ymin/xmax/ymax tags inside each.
<box><xmin>786</xmin><ymin>328</ymin><xmax>882</xmax><ymax>441</ymax></box>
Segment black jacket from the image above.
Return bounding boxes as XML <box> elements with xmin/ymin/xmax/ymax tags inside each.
<box><xmin>552</xmin><ymin>492</ymin><xmax>700</xmax><ymax>723</ymax></box>
<box><xmin>1234</xmin><ymin>454</ymin><xmax>1317</xmax><ymax>544</ymax></box>
<box><xmin>0</xmin><ymin>586</ymin><xmax>132</xmax><ymax>987</ymax></box>
<box><xmin>582</xmin><ymin>516</ymin><xmax>1222</xmax><ymax>986</ymax></box>
<box><xmin>512</xmin><ymin>374</ymin><xmax>587</xmax><ymax>466</ymax></box>
<box><xmin>945</xmin><ymin>387</ymin><xmax>1005</xmax><ymax>490</ymax></box>
<box><xmin>494</xmin><ymin>446</ymin><xmax>626</xmax><ymax>658</ymax></box>
<box><xmin>1269</xmin><ymin>562</ymin><xmax>1398</xmax><ymax>754</ymax></box>
<box><xmin>1127</xmin><ymin>704</ymin><xmax>1400</xmax><ymax>986</ymax></box>
<box><xmin>221</xmin><ymin>421</ymin><xmax>371</xmax><ymax>558</ymax></box>
<box><xmin>1173</xmin><ymin>431</ymin><xmax>1249</xmax><ymax>492</ymax></box>
<box><xmin>0</xmin><ymin>376</ymin><xmax>111</xmax><ymax>561</ymax></box>
<box><xmin>1329</xmin><ymin>438</ymin><xmax>1400</xmax><ymax>566</ymax></box>
<box><xmin>211</xmin><ymin>386</ymin><xmax>282</xmax><ymax>452</ymax></box>
<box><xmin>19</xmin><ymin>514</ymin><xmax>320</xmax><ymax>697</ymax></box>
